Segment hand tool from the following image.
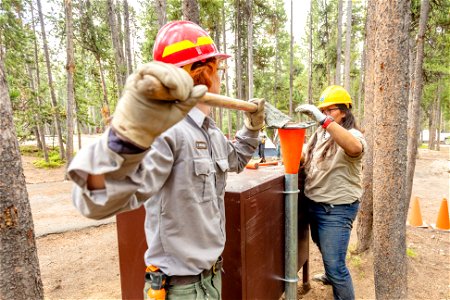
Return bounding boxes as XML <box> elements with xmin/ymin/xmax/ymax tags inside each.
<box><xmin>141</xmin><ymin>75</ymin><xmax>292</xmax><ymax>128</ymax></box>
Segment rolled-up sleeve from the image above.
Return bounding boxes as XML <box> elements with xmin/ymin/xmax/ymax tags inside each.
<box><xmin>68</xmin><ymin>129</ymin><xmax>173</xmax><ymax>220</ymax></box>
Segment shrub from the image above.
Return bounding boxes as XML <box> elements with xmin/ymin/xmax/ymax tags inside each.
<box><xmin>32</xmin><ymin>148</ymin><xmax>65</xmax><ymax>169</ymax></box>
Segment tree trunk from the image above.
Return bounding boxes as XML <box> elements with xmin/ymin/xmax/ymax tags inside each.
<box><xmin>36</xmin><ymin>0</ymin><xmax>65</xmax><ymax>159</ymax></box>
<box><xmin>289</xmin><ymin>0</ymin><xmax>293</xmax><ymax>116</ymax></box>
<box><xmin>65</xmin><ymin>0</ymin><xmax>75</xmax><ymax>170</ymax></box>
<box><xmin>0</xmin><ymin>56</ymin><xmax>44</xmax><ymax>300</ymax></box>
<box><xmin>435</xmin><ymin>80</ymin><xmax>441</xmax><ymax>151</ymax></box>
<box><xmin>343</xmin><ymin>0</ymin><xmax>352</xmax><ymax>91</ymax></box>
<box><xmin>335</xmin><ymin>0</ymin><xmax>343</xmax><ymax>85</ymax></box>
<box><xmin>355</xmin><ymin>2</ymin><xmax>374</xmax><ymax>254</ymax></box>
<box><xmin>429</xmin><ymin>80</ymin><xmax>441</xmax><ymax>151</ymax></box>
<box><xmin>324</xmin><ymin>0</ymin><xmax>331</xmax><ymax>85</ymax></box>
<box><xmin>155</xmin><ymin>0</ymin><xmax>167</xmax><ymax>27</ymax></box>
<box><xmin>26</xmin><ymin>64</ymin><xmax>46</xmax><ymax>156</ymax></box>
<box><xmin>235</xmin><ymin>0</ymin><xmax>243</xmax><ymax>130</ymax></box>
<box><xmin>357</xmin><ymin>41</ymin><xmax>365</xmax><ymax>123</ymax></box>
<box><xmin>406</xmin><ymin>0</ymin><xmax>430</xmax><ymax>206</ymax></box>
<box><xmin>23</xmin><ymin>3</ymin><xmax>47</xmax><ymax>160</ymax></box>
<box><xmin>74</xmin><ymin>99</ymin><xmax>82</xmax><ymax>150</ymax></box>
<box><xmin>82</xmin><ymin>0</ymin><xmax>111</xmax><ymax>125</ymax></box>
<box><xmin>34</xmin><ymin>126</ymin><xmax>43</xmax><ymax>150</ymax></box>
<box><xmin>97</xmin><ymin>56</ymin><xmax>111</xmax><ymax>125</ymax></box>
<box><xmin>408</xmin><ymin>36</ymin><xmax>416</xmax><ymax>108</ymax></box>
<box><xmin>222</xmin><ymin>3</ymin><xmax>232</xmax><ymax>139</ymax></box>
<box><xmin>107</xmin><ymin>0</ymin><xmax>126</xmax><ymax>98</ymax></box>
<box><xmin>27</xmin><ymin>44</ymin><xmax>48</xmax><ymax>161</ymax></box>
<box><xmin>246</xmin><ymin>0</ymin><xmax>253</xmax><ymax>99</ymax></box>
<box><xmin>274</xmin><ymin>34</ymin><xmax>279</xmax><ymax>107</ymax></box>
<box><xmin>308</xmin><ymin>0</ymin><xmax>313</xmax><ymax>104</ymax></box>
<box><xmin>372</xmin><ymin>1</ymin><xmax>410</xmax><ymax>298</ymax></box>
<box><xmin>183</xmin><ymin>0</ymin><xmax>199</xmax><ymax>24</ymax></box>
<box><xmin>123</xmin><ymin>0</ymin><xmax>133</xmax><ymax>75</ymax></box>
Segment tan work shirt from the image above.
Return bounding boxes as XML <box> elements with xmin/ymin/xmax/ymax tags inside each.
<box><xmin>68</xmin><ymin>107</ymin><xmax>258</xmax><ymax>276</ymax></box>
<box><xmin>303</xmin><ymin>127</ymin><xmax>366</xmax><ymax>205</ymax></box>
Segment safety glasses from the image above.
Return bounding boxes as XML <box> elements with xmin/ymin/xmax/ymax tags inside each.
<box><xmin>320</xmin><ymin>107</ymin><xmax>340</xmax><ymax>115</ymax></box>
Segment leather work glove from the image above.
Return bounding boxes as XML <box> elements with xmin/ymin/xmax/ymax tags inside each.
<box><xmin>112</xmin><ymin>61</ymin><xmax>207</xmax><ymax>149</ymax></box>
<box><xmin>295</xmin><ymin>104</ymin><xmax>326</xmax><ymax>124</ymax></box>
<box><xmin>244</xmin><ymin>98</ymin><xmax>265</xmax><ymax>131</ymax></box>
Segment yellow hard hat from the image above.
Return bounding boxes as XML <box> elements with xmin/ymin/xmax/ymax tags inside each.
<box><xmin>317</xmin><ymin>85</ymin><xmax>352</xmax><ymax>109</ymax></box>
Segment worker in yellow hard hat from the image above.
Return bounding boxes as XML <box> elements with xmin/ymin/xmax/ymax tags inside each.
<box><xmin>68</xmin><ymin>21</ymin><xmax>265</xmax><ymax>299</ymax></box>
<box><xmin>295</xmin><ymin>85</ymin><xmax>366</xmax><ymax>300</ymax></box>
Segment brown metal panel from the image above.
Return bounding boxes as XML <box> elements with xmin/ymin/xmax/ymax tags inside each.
<box><xmin>221</xmin><ymin>191</ymin><xmax>244</xmax><ymax>299</ymax></box>
<box><xmin>116</xmin><ymin>208</ymin><xmax>146</xmax><ymax>300</ymax></box>
<box><xmin>242</xmin><ymin>177</ymin><xmax>285</xmax><ymax>300</ymax></box>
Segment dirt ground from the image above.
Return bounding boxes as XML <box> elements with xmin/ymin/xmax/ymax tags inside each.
<box><xmin>25</xmin><ymin>141</ymin><xmax>449</xmax><ymax>300</ymax></box>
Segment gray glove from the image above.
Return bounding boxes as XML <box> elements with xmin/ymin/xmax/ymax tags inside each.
<box><xmin>244</xmin><ymin>98</ymin><xmax>265</xmax><ymax>131</ymax></box>
<box><xmin>112</xmin><ymin>61</ymin><xmax>207</xmax><ymax>149</ymax></box>
<box><xmin>295</xmin><ymin>104</ymin><xmax>326</xmax><ymax>124</ymax></box>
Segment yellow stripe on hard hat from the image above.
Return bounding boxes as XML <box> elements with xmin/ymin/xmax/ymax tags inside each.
<box><xmin>162</xmin><ymin>36</ymin><xmax>214</xmax><ymax>58</ymax></box>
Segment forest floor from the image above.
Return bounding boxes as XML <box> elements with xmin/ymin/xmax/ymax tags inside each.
<box><xmin>24</xmin><ymin>136</ymin><xmax>449</xmax><ymax>300</ymax></box>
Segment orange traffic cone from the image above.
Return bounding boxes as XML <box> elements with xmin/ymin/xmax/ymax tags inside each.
<box><xmin>408</xmin><ymin>196</ymin><xmax>427</xmax><ymax>227</ymax></box>
<box><xmin>434</xmin><ymin>198</ymin><xmax>450</xmax><ymax>231</ymax></box>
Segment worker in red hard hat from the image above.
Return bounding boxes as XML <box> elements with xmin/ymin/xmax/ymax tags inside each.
<box><xmin>68</xmin><ymin>20</ymin><xmax>264</xmax><ymax>299</ymax></box>
<box><xmin>295</xmin><ymin>85</ymin><xmax>366</xmax><ymax>300</ymax></box>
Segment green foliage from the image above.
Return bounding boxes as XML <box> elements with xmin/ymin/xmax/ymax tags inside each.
<box><xmin>347</xmin><ymin>244</ymin><xmax>363</xmax><ymax>268</ymax></box>
<box><xmin>3</xmin><ymin>0</ymin><xmax>449</xmax><ymax>141</ymax></box>
<box><xmin>19</xmin><ymin>145</ymin><xmax>65</xmax><ymax>168</ymax></box>
<box><xmin>33</xmin><ymin>147</ymin><xmax>65</xmax><ymax>168</ymax></box>
<box><xmin>138</xmin><ymin>0</ymin><xmax>159</xmax><ymax>61</ymax></box>
<box><xmin>348</xmin><ymin>254</ymin><xmax>362</xmax><ymax>268</ymax></box>
<box><xmin>416</xmin><ymin>0</ymin><xmax>450</xmax><ymax>132</ymax></box>
<box><xmin>20</xmin><ymin>145</ymin><xmax>41</xmax><ymax>156</ymax></box>
<box><xmin>406</xmin><ymin>247</ymin><xmax>418</xmax><ymax>258</ymax></box>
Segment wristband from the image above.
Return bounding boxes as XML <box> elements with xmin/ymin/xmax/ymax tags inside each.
<box><xmin>108</xmin><ymin>129</ymin><xmax>147</xmax><ymax>154</ymax></box>
<box><xmin>320</xmin><ymin>116</ymin><xmax>334</xmax><ymax>129</ymax></box>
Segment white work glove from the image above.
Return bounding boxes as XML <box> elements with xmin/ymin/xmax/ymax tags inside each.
<box><xmin>244</xmin><ymin>98</ymin><xmax>265</xmax><ymax>131</ymax></box>
<box><xmin>112</xmin><ymin>61</ymin><xmax>207</xmax><ymax>149</ymax></box>
<box><xmin>295</xmin><ymin>104</ymin><xmax>326</xmax><ymax>124</ymax></box>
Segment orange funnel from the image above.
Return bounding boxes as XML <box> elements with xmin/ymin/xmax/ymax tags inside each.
<box><xmin>278</xmin><ymin>127</ymin><xmax>306</xmax><ymax>174</ymax></box>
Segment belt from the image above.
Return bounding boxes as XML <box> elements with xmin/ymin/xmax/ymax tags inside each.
<box><xmin>168</xmin><ymin>257</ymin><xmax>223</xmax><ymax>286</ymax></box>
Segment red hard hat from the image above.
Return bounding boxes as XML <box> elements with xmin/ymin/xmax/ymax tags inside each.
<box><xmin>152</xmin><ymin>20</ymin><xmax>230</xmax><ymax>67</ymax></box>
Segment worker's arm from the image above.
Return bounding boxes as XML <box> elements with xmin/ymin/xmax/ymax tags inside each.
<box><xmin>68</xmin><ymin>128</ymin><xmax>175</xmax><ymax>220</ymax></box>
<box><xmin>323</xmin><ymin>121</ymin><xmax>363</xmax><ymax>157</ymax></box>
<box><xmin>295</xmin><ymin>104</ymin><xmax>363</xmax><ymax>157</ymax></box>
<box><xmin>68</xmin><ymin>61</ymin><xmax>205</xmax><ymax>219</ymax></box>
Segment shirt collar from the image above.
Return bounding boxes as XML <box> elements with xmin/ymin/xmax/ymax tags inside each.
<box><xmin>188</xmin><ymin>107</ymin><xmax>216</xmax><ymax>129</ymax></box>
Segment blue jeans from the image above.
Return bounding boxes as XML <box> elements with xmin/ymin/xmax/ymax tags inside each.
<box><xmin>308</xmin><ymin>198</ymin><xmax>360</xmax><ymax>300</ymax></box>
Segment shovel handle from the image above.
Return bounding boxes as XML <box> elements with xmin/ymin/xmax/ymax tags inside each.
<box><xmin>144</xmin><ymin>75</ymin><xmax>258</xmax><ymax>112</ymax></box>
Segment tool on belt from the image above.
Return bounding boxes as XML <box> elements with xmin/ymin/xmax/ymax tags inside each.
<box><xmin>145</xmin><ymin>257</ymin><xmax>223</xmax><ymax>297</ymax></box>
<box><xmin>145</xmin><ymin>265</ymin><xmax>167</xmax><ymax>300</ymax></box>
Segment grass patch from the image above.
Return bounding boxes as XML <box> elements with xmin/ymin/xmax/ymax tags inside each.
<box><xmin>348</xmin><ymin>254</ymin><xmax>362</xmax><ymax>268</ymax></box>
<box><xmin>406</xmin><ymin>247</ymin><xmax>418</xmax><ymax>258</ymax></box>
<box><xmin>419</xmin><ymin>144</ymin><xmax>428</xmax><ymax>149</ymax></box>
<box><xmin>32</xmin><ymin>148</ymin><xmax>65</xmax><ymax>169</ymax></box>
<box><xmin>347</xmin><ymin>244</ymin><xmax>363</xmax><ymax>268</ymax></box>
<box><xmin>20</xmin><ymin>145</ymin><xmax>41</xmax><ymax>156</ymax></box>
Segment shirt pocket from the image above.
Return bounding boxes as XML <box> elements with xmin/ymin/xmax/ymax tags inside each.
<box><xmin>193</xmin><ymin>158</ymin><xmax>215</xmax><ymax>203</ymax></box>
<box><xmin>215</xmin><ymin>159</ymin><xmax>229</xmax><ymax>195</ymax></box>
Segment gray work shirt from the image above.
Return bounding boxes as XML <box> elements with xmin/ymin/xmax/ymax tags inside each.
<box><xmin>68</xmin><ymin>107</ymin><xmax>258</xmax><ymax>276</ymax></box>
